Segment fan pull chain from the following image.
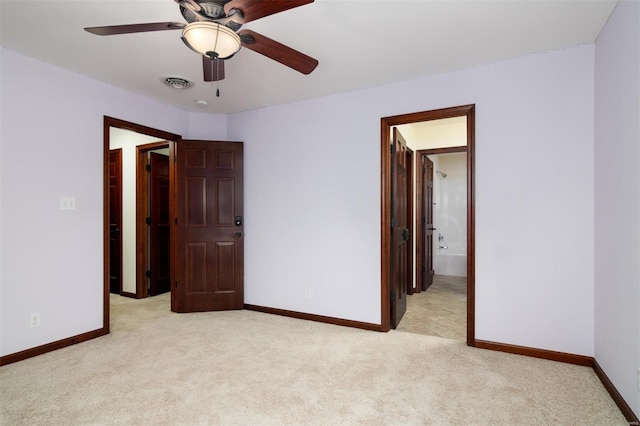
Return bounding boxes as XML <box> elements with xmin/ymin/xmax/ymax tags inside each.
<box><xmin>210</xmin><ymin>80</ymin><xmax>220</xmax><ymax>98</ymax></box>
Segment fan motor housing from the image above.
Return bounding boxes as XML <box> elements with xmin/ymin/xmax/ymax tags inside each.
<box><xmin>181</xmin><ymin>1</ymin><xmax>227</xmax><ymax>22</ymax></box>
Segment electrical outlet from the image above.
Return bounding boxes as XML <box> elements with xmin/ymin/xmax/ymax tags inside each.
<box><xmin>60</xmin><ymin>197</ymin><xmax>76</xmax><ymax>210</ymax></box>
<box><xmin>30</xmin><ymin>312</ymin><xmax>40</xmax><ymax>328</ymax></box>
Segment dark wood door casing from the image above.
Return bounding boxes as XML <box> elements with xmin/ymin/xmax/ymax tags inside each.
<box><xmin>175</xmin><ymin>140</ymin><xmax>244</xmax><ymax>312</ymax></box>
<box><xmin>109</xmin><ymin>149</ymin><xmax>123</xmax><ymax>294</ymax></box>
<box><xmin>417</xmin><ymin>148</ymin><xmax>466</xmax><ymax>293</ymax></box>
<box><xmin>380</xmin><ymin>105</ymin><xmax>475</xmax><ymax>345</ymax></box>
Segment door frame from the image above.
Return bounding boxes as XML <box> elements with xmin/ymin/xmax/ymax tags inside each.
<box><xmin>174</xmin><ymin>140</ymin><xmax>245</xmax><ymax>312</ymax></box>
<box><xmin>380</xmin><ymin>104</ymin><xmax>476</xmax><ymax>345</ymax></box>
<box><xmin>136</xmin><ymin>142</ymin><xmax>170</xmax><ymax>299</ymax></box>
<box><xmin>416</xmin><ymin>146</ymin><xmax>467</xmax><ymax>293</ymax></box>
<box><xmin>108</xmin><ymin>148</ymin><xmax>123</xmax><ymax>295</ymax></box>
<box><xmin>103</xmin><ymin>117</ymin><xmax>179</xmax><ymax>332</ymax></box>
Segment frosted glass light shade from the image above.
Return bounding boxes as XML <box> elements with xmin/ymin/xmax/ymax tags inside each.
<box><xmin>181</xmin><ymin>22</ymin><xmax>241</xmax><ymax>59</ymax></box>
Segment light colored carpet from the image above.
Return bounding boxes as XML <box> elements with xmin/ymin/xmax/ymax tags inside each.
<box><xmin>397</xmin><ymin>275</ymin><xmax>467</xmax><ymax>341</ymax></box>
<box><xmin>0</xmin><ymin>293</ymin><xmax>626</xmax><ymax>425</ymax></box>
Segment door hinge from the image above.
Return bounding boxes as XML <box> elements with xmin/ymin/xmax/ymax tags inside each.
<box><xmin>145</xmin><ymin>270</ymin><xmax>152</xmax><ymax>278</ymax></box>
<box><xmin>422</xmin><ymin>216</ymin><xmax>426</xmax><ymax>224</ymax></box>
<box><xmin>174</xmin><ymin>281</ymin><xmax>178</xmax><ymax>288</ymax></box>
<box><xmin>390</xmin><ymin>144</ymin><xmax>396</xmax><ymax>154</ymax></box>
<box><xmin>422</xmin><ymin>167</ymin><xmax>426</xmax><ymax>174</ymax></box>
<box><xmin>422</xmin><ymin>266</ymin><xmax>425</xmax><ymax>273</ymax></box>
<box><xmin>145</xmin><ymin>164</ymin><xmax>151</xmax><ymax>172</ymax></box>
<box><xmin>391</xmin><ymin>218</ymin><xmax>397</xmax><ymax>227</ymax></box>
<box><xmin>390</xmin><ymin>291</ymin><xmax>395</xmax><ymax>301</ymax></box>
<box><xmin>145</xmin><ymin>217</ymin><xmax>151</xmax><ymax>225</ymax></box>
<box><xmin>174</xmin><ymin>218</ymin><xmax>178</xmax><ymax>225</ymax></box>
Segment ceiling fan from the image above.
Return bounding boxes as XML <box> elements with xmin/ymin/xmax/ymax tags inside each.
<box><xmin>85</xmin><ymin>0</ymin><xmax>318</xmax><ymax>84</ymax></box>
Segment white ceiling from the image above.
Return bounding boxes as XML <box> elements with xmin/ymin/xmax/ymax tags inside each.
<box><xmin>0</xmin><ymin>0</ymin><xmax>617</xmax><ymax>114</ymax></box>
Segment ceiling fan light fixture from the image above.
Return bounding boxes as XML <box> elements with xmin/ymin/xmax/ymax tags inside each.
<box><xmin>181</xmin><ymin>22</ymin><xmax>241</xmax><ymax>59</ymax></box>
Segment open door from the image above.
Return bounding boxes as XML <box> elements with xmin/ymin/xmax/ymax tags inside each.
<box><xmin>421</xmin><ymin>155</ymin><xmax>435</xmax><ymax>291</ymax></box>
<box><xmin>390</xmin><ymin>128</ymin><xmax>411</xmax><ymax>328</ymax></box>
<box><xmin>174</xmin><ymin>140</ymin><xmax>244</xmax><ymax>312</ymax></box>
<box><xmin>149</xmin><ymin>152</ymin><xmax>171</xmax><ymax>296</ymax></box>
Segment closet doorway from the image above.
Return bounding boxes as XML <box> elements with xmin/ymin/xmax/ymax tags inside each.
<box><xmin>136</xmin><ymin>143</ymin><xmax>171</xmax><ymax>298</ymax></box>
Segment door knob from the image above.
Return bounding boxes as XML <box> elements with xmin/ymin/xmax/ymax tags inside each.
<box><xmin>234</xmin><ymin>231</ymin><xmax>243</xmax><ymax>238</ymax></box>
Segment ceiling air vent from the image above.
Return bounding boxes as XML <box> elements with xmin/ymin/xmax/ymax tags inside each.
<box><xmin>162</xmin><ymin>76</ymin><xmax>192</xmax><ymax>89</ymax></box>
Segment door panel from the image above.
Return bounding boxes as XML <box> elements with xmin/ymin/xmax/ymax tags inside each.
<box><xmin>175</xmin><ymin>140</ymin><xmax>244</xmax><ymax>312</ymax></box>
<box><xmin>186</xmin><ymin>242</ymin><xmax>207</xmax><ymax>292</ymax></box>
<box><xmin>423</xmin><ymin>155</ymin><xmax>435</xmax><ymax>290</ymax></box>
<box><xmin>149</xmin><ymin>152</ymin><xmax>171</xmax><ymax>296</ymax></box>
<box><xmin>406</xmin><ymin>148</ymin><xmax>414</xmax><ymax>296</ymax></box>
<box><xmin>391</xmin><ymin>128</ymin><xmax>410</xmax><ymax>328</ymax></box>
<box><xmin>109</xmin><ymin>149</ymin><xmax>122</xmax><ymax>294</ymax></box>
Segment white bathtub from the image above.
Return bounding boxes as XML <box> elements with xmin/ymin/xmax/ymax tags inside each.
<box><xmin>434</xmin><ymin>253</ymin><xmax>467</xmax><ymax>277</ymax></box>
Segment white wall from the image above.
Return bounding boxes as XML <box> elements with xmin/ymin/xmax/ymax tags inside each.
<box><xmin>1</xmin><ymin>41</ymin><xmax>601</xmax><ymax>361</ymax></box>
<box><xmin>109</xmin><ymin>128</ymin><xmax>163</xmax><ymax>294</ymax></box>
<box><xmin>594</xmin><ymin>0</ymin><xmax>640</xmax><ymax>416</ymax></box>
<box><xmin>229</xmin><ymin>44</ymin><xmax>596</xmax><ymax>355</ymax></box>
<box><xmin>187</xmin><ymin>112</ymin><xmax>228</xmax><ymax>141</ymax></box>
<box><xmin>433</xmin><ymin>153</ymin><xmax>467</xmax><ymax>277</ymax></box>
<box><xmin>0</xmin><ymin>48</ymin><xmax>191</xmax><ymax>356</ymax></box>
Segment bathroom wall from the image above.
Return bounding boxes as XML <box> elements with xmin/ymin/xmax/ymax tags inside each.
<box><xmin>397</xmin><ymin>116</ymin><xmax>466</xmax><ymax>149</ymax></box>
<box><xmin>432</xmin><ymin>152</ymin><xmax>467</xmax><ymax>277</ymax></box>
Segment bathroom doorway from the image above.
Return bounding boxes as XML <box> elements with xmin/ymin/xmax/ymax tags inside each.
<box><xmin>380</xmin><ymin>105</ymin><xmax>475</xmax><ymax>345</ymax></box>
<box><xmin>404</xmin><ymin>148</ymin><xmax>468</xmax><ymax>341</ymax></box>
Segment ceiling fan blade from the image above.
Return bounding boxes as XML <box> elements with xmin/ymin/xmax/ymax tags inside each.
<box><xmin>239</xmin><ymin>29</ymin><xmax>318</xmax><ymax>75</ymax></box>
<box><xmin>84</xmin><ymin>22</ymin><xmax>185</xmax><ymax>36</ymax></box>
<box><xmin>224</xmin><ymin>0</ymin><xmax>313</xmax><ymax>24</ymax></box>
<box><xmin>203</xmin><ymin>56</ymin><xmax>225</xmax><ymax>82</ymax></box>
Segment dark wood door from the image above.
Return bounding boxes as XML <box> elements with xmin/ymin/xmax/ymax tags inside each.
<box><xmin>109</xmin><ymin>149</ymin><xmax>122</xmax><ymax>294</ymax></box>
<box><xmin>390</xmin><ymin>128</ymin><xmax>410</xmax><ymax>328</ymax></box>
<box><xmin>422</xmin><ymin>155</ymin><xmax>435</xmax><ymax>290</ymax></box>
<box><xmin>149</xmin><ymin>152</ymin><xmax>171</xmax><ymax>296</ymax></box>
<box><xmin>175</xmin><ymin>140</ymin><xmax>244</xmax><ymax>312</ymax></box>
<box><xmin>406</xmin><ymin>147</ymin><xmax>414</xmax><ymax>296</ymax></box>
